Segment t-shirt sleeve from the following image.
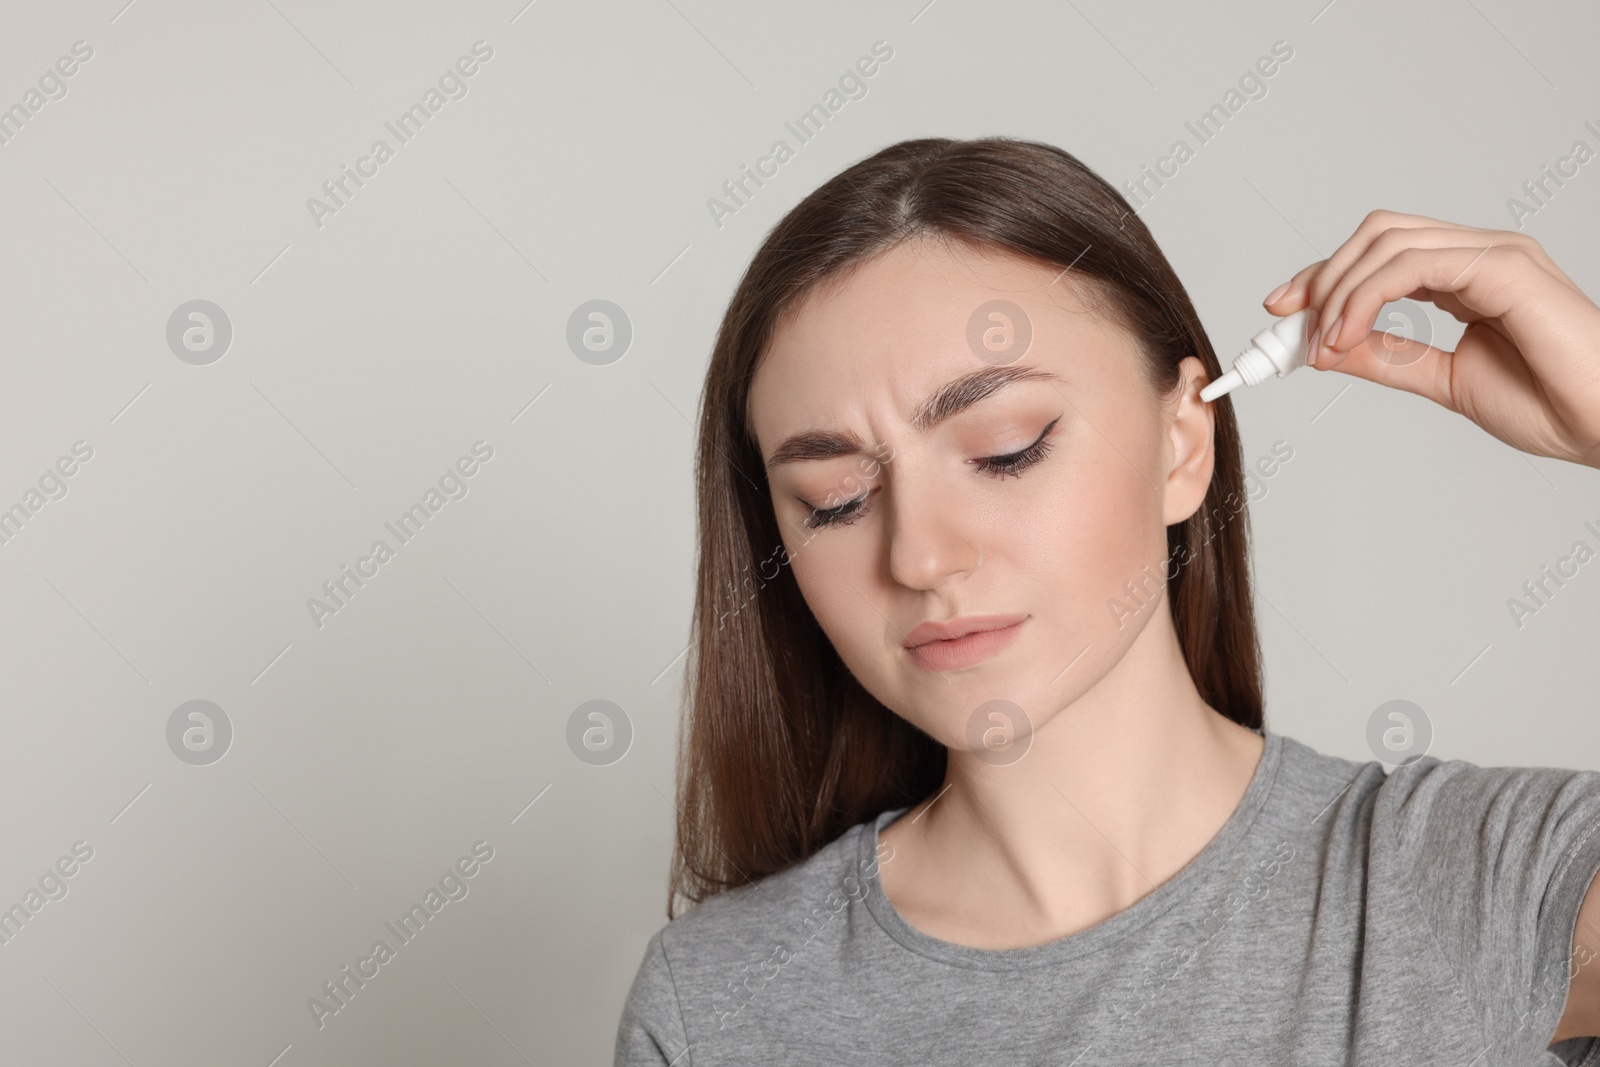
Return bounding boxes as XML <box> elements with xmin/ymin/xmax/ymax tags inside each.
<box><xmin>614</xmin><ymin>928</ymin><xmax>692</xmax><ymax>1067</ymax></box>
<box><xmin>1378</xmin><ymin>753</ymin><xmax>1600</xmax><ymax>1061</ymax></box>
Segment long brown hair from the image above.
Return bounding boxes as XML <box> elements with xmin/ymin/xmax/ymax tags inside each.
<box><xmin>668</xmin><ymin>136</ymin><xmax>1264</xmax><ymax>918</ymax></box>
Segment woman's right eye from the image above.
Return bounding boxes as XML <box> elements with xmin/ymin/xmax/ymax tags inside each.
<box><xmin>804</xmin><ymin>493</ymin><xmax>869</xmax><ymax>530</ymax></box>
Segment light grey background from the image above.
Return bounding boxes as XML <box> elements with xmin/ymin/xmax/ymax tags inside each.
<box><xmin>1</xmin><ymin>0</ymin><xmax>1596</xmax><ymax>1064</ymax></box>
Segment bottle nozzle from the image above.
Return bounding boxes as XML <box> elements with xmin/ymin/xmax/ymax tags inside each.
<box><xmin>1200</xmin><ymin>368</ymin><xmax>1244</xmax><ymax>403</ymax></box>
<box><xmin>1201</xmin><ymin>307</ymin><xmax>1315</xmax><ymax>404</ymax></box>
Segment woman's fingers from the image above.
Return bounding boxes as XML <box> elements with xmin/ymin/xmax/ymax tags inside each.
<box><xmin>1316</xmin><ymin>245</ymin><xmax>1530</xmax><ymax>369</ymax></box>
<box><xmin>1311</xmin><ymin>330</ymin><xmax>1457</xmax><ymax>409</ymax></box>
<box><xmin>1263</xmin><ymin>261</ymin><xmax>1322</xmax><ymax>314</ymax></box>
<box><xmin>1317</xmin><ymin>236</ymin><xmax>1511</xmax><ymax>359</ymax></box>
<box><xmin>1261</xmin><ymin>210</ymin><xmax>1586</xmax><ymax>320</ymax></box>
<box><xmin>1299</xmin><ymin>224</ymin><xmax>1510</xmax><ymax>333</ymax></box>
<box><xmin>1317</xmin><ymin>244</ymin><xmax>1600</xmax><ymax>460</ymax></box>
<box><xmin>1293</xmin><ymin>211</ymin><xmax>1475</xmax><ymax>312</ymax></box>
<box><xmin>1262</xmin><ymin>212</ymin><xmax>1459</xmax><ymax>322</ymax></box>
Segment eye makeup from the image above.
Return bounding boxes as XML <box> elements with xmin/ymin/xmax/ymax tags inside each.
<box><xmin>798</xmin><ymin>415</ymin><xmax>1062</xmax><ymax>531</ymax></box>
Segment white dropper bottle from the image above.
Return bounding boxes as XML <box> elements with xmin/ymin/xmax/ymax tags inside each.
<box><xmin>1200</xmin><ymin>307</ymin><xmax>1315</xmax><ymax>403</ymax></box>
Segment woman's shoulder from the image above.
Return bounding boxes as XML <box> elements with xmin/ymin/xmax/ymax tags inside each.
<box><xmin>616</xmin><ymin>811</ymin><xmax>896</xmax><ymax>1061</ymax></box>
<box><xmin>1273</xmin><ymin>730</ymin><xmax>1600</xmax><ymax>1067</ymax></box>
<box><xmin>1265</xmin><ymin>727</ymin><xmax>1600</xmax><ymax>861</ymax></box>
<box><xmin>656</xmin><ymin>811</ymin><xmax>884</xmax><ymax>955</ymax></box>
<box><xmin>617</xmin><ymin>810</ymin><xmax>888</xmax><ymax>1049</ymax></box>
<box><xmin>1246</xmin><ymin>730</ymin><xmax>1388</xmax><ymax>835</ymax></box>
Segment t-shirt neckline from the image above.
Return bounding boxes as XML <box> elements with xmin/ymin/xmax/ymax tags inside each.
<box><xmin>858</xmin><ymin>728</ymin><xmax>1285</xmax><ymax>970</ymax></box>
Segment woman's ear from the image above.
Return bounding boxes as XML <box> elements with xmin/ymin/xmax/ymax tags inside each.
<box><xmin>1162</xmin><ymin>356</ymin><xmax>1217</xmax><ymax>526</ymax></box>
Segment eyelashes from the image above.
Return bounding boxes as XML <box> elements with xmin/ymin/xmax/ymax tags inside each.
<box><xmin>801</xmin><ymin>416</ymin><xmax>1061</xmax><ymax>531</ymax></box>
<box><xmin>973</xmin><ymin>420</ymin><xmax>1058</xmax><ymax>479</ymax></box>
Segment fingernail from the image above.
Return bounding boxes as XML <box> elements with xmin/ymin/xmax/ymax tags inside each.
<box><xmin>1321</xmin><ymin>314</ymin><xmax>1342</xmax><ymax>355</ymax></box>
<box><xmin>1263</xmin><ymin>281</ymin><xmax>1291</xmax><ymax>305</ymax></box>
<box><xmin>1307</xmin><ymin>328</ymin><xmax>1320</xmax><ymax>367</ymax></box>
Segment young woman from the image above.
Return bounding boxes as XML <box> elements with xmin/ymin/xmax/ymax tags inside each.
<box><xmin>614</xmin><ymin>137</ymin><xmax>1600</xmax><ymax>1065</ymax></box>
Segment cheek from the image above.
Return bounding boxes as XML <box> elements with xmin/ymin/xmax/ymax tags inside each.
<box><xmin>1009</xmin><ymin>439</ymin><xmax>1168</xmax><ymax>640</ymax></box>
<box><xmin>790</xmin><ymin>542</ymin><xmax>873</xmax><ymax>654</ymax></box>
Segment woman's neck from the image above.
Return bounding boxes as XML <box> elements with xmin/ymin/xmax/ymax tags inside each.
<box><xmin>877</xmin><ymin>609</ymin><xmax>1266</xmax><ymax>950</ymax></box>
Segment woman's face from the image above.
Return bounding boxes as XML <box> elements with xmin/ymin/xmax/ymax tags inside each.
<box><xmin>747</xmin><ymin>238</ymin><xmax>1215</xmax><ymax>751</ymax></box>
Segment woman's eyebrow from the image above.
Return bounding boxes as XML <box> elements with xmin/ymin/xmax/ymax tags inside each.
<box><xmin>763</xmin><ymin>364</ymin><xmax>1063</xmax><ymax>471</ymax></box>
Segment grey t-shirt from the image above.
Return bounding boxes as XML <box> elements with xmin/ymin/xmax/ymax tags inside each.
<box><xmin>615</xmin><ymin>730</ymin><xmax>1600</xmax><ymax>1066</ymax></box>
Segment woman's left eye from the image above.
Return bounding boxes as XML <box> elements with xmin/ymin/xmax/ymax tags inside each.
<box><xmin>972</xmin><ymin>416</ymin><xmax>1060</xmax><ymax>479</ymax></box>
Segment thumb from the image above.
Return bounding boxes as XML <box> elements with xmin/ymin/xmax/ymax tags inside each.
<box><xmin>1317</xmin><ymin>329</ymin><xmax>1455</xmax><ymax>411</ymax></box>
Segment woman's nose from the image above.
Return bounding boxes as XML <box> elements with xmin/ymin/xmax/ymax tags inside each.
<box><xmin>885</xmin><ymin>471</ymin><xmax>982</xmax><ymax>590</ymax></box>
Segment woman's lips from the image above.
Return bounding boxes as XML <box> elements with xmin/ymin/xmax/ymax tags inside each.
<box><xmin>904</xmin><ymin>617</ymin><xmax>1026</xmax><ymax>672</ymax></box>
